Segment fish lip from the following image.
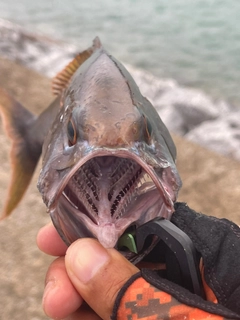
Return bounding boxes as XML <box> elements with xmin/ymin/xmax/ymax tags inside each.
<box><xmin>49</xmin><ymin>147</ymin><xmax>174</xmax><ymax>212</ymax></box>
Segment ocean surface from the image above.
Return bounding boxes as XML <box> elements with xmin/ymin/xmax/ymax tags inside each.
<box><xmin>0</xmin><ymin>0</ymin><xmax>240</xmax><ymax>106</ymax></box>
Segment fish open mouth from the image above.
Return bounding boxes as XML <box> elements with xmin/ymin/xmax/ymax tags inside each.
<box><xmin>50</xmin><ymin>154</ymin><xmax>174</xmax><ymax>261</ymax></box>
<box><xmin>62</xmin><ymin>156</ymin><xmax>152</xmax><ymax>222</ymax></box>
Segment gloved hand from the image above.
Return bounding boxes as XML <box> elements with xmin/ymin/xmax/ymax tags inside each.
<box><xmin>37</xmin><ymin>202</ymin><xmax>240</xmax><ymax>319</ymax></box>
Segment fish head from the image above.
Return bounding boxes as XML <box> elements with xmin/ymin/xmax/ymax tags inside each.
<box><xmin>38</xmin><ymin>48</ymin><xmax>182</xmax><ymax>262</ymax></box>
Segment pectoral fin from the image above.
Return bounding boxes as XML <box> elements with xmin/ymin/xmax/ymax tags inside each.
<box><xmin>0</xmin><ymin>89</ymin><xmax>42</xmax><ymax>219</ymax></box>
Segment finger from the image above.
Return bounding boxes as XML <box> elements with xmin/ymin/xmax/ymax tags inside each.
<box><xmin>65</xmin><ymin>238</ymin><xmax>139</xmax><ymax>320</ymax></box>
<box><xmin>43</xmin><ymin>257</ymin><xmax>83</xmax><ymax>319</ymax></box>
<box><xmin>37</xmin><ymin>222</ymin><xmax>68</xmax><ymax>256</ymax></box>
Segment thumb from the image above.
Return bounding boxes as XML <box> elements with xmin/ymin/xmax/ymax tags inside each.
<box><xmin>65</xmin><ymin>238</ymin><xmax>139</xmax><ymax>320</ymax></box>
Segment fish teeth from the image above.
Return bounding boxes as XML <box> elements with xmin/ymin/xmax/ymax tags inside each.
<box><xmin>62</xmin><ymin>191</ymin><xmax>78</xmax><ymax>209</ymax></box>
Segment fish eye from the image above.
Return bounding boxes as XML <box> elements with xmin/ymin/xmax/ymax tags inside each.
<box><xmin>67</xmin><ymin>119</ymin><xmax>77</xmax><ymax>146</ymax></box>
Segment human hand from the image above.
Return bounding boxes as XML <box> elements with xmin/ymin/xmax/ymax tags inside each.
<box><xmin>37</xmin><ymin>203</ymin><xmax>240</xmax><ymax>320</ymax></box>
<box><xmin>37</xmin><ymin>224</ymin><xmax>139</xmax><ymax>319</ymax></box>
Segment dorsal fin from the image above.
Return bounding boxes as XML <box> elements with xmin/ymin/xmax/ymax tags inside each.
<box><xmin>52</xmin><ymin>37</ymin><xmax>102</xmax><ymax>96</ymax></box>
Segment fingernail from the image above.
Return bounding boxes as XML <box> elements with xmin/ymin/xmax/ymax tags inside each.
<box><xmin>66</xmin><ymin>239</ymin><xmax>110</xmax><ymax>284</ymax></box>
<box><xmin>42</xmin><ymin>279</ymin><xmax>56</xmax><ymax>314</ymax></box>
<box><xmin>43</xmin><ymin>279</ymin><xmax>55</xmax><ymax>300</ymax></box>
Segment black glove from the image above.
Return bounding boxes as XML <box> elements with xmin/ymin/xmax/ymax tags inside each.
<box><xmin>112</xmin><ymin>202</ymin><xmax>240</xmax><ymax>320</ymax></box>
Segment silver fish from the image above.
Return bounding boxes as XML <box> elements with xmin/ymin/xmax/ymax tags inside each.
<box><xmin>0</xmin><ymin>37</ymin><xmax>181</xmax><ymax>258</ymax></box>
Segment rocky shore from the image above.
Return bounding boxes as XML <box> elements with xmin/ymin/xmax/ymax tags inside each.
<box><xmin>127</xmin><ymin>65</ymin><xmax>240</xmax><ymax>161</ymax></box>
<box><xmin>1</xmin><ymin>19</ymin><xmax>240</xmax><ymax>161</ymax></box>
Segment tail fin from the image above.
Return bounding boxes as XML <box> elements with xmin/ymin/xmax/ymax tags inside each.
<box><xmin>0</xmin><ymin>89</ymin><xmax>42</xmax><ymax>219</ymax></box>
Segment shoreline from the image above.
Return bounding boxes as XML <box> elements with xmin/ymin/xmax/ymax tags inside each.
<box><xmin>0</xmin><ymin>19</ymin><xmax>240</xmax><ymax>161</ymax></box>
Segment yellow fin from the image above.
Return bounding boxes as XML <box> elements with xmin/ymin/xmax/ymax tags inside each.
<box><xmin>0</xmin><ymin>89</ymin><xmax>41</xmax><ymax>219</ymax></box>
<box><xmin>52</xmin><ymin>37</ymin><xmax>102</xmax><ymax>96</ymax></box>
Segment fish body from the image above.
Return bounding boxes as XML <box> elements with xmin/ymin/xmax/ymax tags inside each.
<box><xmin>0</xmin><ymin>38</ymin><xmax>181</xmax><ymax>255</ymax></box>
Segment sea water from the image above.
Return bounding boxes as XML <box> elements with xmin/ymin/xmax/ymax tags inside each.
<box><xmin>0</xmin><ymin>0</ymin><xmax>240</xmax><ymax>106</ymax></box>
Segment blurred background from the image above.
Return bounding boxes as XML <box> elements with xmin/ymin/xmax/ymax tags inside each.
<box><xmin>0</xmin><ymin>0</ymin><xmax>240</xmax><ymax>105</ymax></box>
<box><xmin>0</xmin><ymin>1</ymin><xmax>240</xmax><ymax>319</ymax></box>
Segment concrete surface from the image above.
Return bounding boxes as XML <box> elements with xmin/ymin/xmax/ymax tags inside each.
<box><xmin>0</xmin><ymin>57</ymin><xmax>239</xmax><ymax>320</ymax></box>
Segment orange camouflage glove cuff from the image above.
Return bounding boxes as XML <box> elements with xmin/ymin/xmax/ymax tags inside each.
<box><xmin>112</xmin><ymin>271</ymin><xmax>240</xmax><ymax>320</ymax></box>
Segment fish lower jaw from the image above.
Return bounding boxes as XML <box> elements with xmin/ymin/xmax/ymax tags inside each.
<box><xmin>89</xmin><ymin>223</ymin><xmax>121</xmax><ymax>249</ymax></box>
<box><xmin>50</xmin><ymin>187</ymin><xmax>172</xmax><ymax>250</ymax></box>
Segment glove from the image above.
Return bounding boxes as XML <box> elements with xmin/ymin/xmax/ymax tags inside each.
<box><xmin>112</xmin><ymin>202</ymin><xmax>240</xmax><ymax>320</ymax></box>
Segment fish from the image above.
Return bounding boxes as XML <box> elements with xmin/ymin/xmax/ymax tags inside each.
<box><xmin>0</xmin><ymin>37</ymin><xmax>182</xmax><ymax>259</ymax></box>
